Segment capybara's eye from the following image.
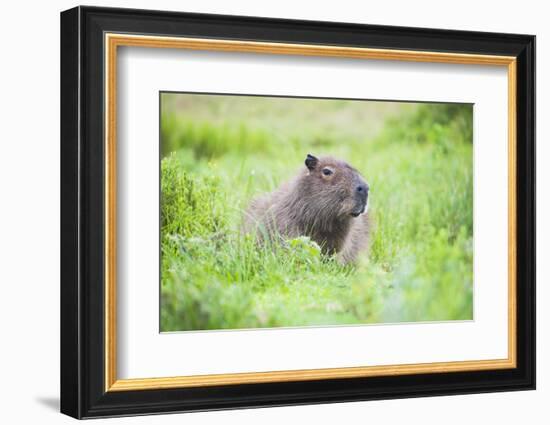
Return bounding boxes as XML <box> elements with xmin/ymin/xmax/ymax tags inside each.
<box><xmin>322</xmin><ymin>168</ymin><xmax>333</xmax><ymax>176</ymax></box>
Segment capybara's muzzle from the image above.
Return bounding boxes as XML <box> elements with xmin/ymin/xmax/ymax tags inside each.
<box><xmin>350</xmin><ymin>182</ymin><xmax>369</xmax><ymax>217</ymax></box>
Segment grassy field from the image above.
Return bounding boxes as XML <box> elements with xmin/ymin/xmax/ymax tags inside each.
<box><xmin>160</xmin><ymin>94</ymin><xmax>473</xmax><ymax>332</ymax></box>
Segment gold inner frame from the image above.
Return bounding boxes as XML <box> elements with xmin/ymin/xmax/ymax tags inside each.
<box><xmin>104</xmin><ymin>33</ymin><xmax>517</xmax><ymax>392</ymax></box>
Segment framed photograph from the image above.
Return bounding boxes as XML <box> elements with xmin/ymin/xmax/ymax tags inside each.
<box><xmin>60</xmin><ymin>6</ymin><xmax>535</xmax><ymax>419</ymax></box>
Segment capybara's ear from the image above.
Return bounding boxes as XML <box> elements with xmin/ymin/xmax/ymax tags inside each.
<box><xmin>305</xmin><ymin>154</ymin><xmax>318</xmax><ymax>171</ymax></box>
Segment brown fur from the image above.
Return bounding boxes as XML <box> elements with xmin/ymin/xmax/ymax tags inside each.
<box><xmin>243</xmin><ymin>154</ymin><xmax>370</xmax><ymax>264</ymax></box>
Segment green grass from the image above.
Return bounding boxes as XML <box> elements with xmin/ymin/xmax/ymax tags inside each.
<box><xmin>160</xmin><ymin>95</ymin><xmax>473</xmax><ymax>331</ymax></box>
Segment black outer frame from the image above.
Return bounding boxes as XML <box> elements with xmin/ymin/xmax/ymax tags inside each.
<box><xmin>60</xmin><ymin>5</ymin><xmax>536</xmax><ymax>419</ymax></box>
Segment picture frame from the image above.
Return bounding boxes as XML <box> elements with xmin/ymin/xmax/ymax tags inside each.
<box><xmin>60</xmin><ymin>5</ymin><xmax>535</xmax><ymax>419</ymax></box>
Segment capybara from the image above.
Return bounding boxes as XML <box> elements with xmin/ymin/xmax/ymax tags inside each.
<box><xmin>243</xmin><ymin>154</ymin><xmax>370</xmax><ymax>264</ymax></box>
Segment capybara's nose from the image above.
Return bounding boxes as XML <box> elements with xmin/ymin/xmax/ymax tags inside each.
<box><xmin>356</xmin><ymin>184</ymin><xmax>369</xmax><ymax>194</ymax></box>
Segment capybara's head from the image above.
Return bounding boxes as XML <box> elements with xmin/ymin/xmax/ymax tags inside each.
<box><xmin>301</xmin><ymin>154</ymin><xmax>369</xmax><ymax>219</ymax></box>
